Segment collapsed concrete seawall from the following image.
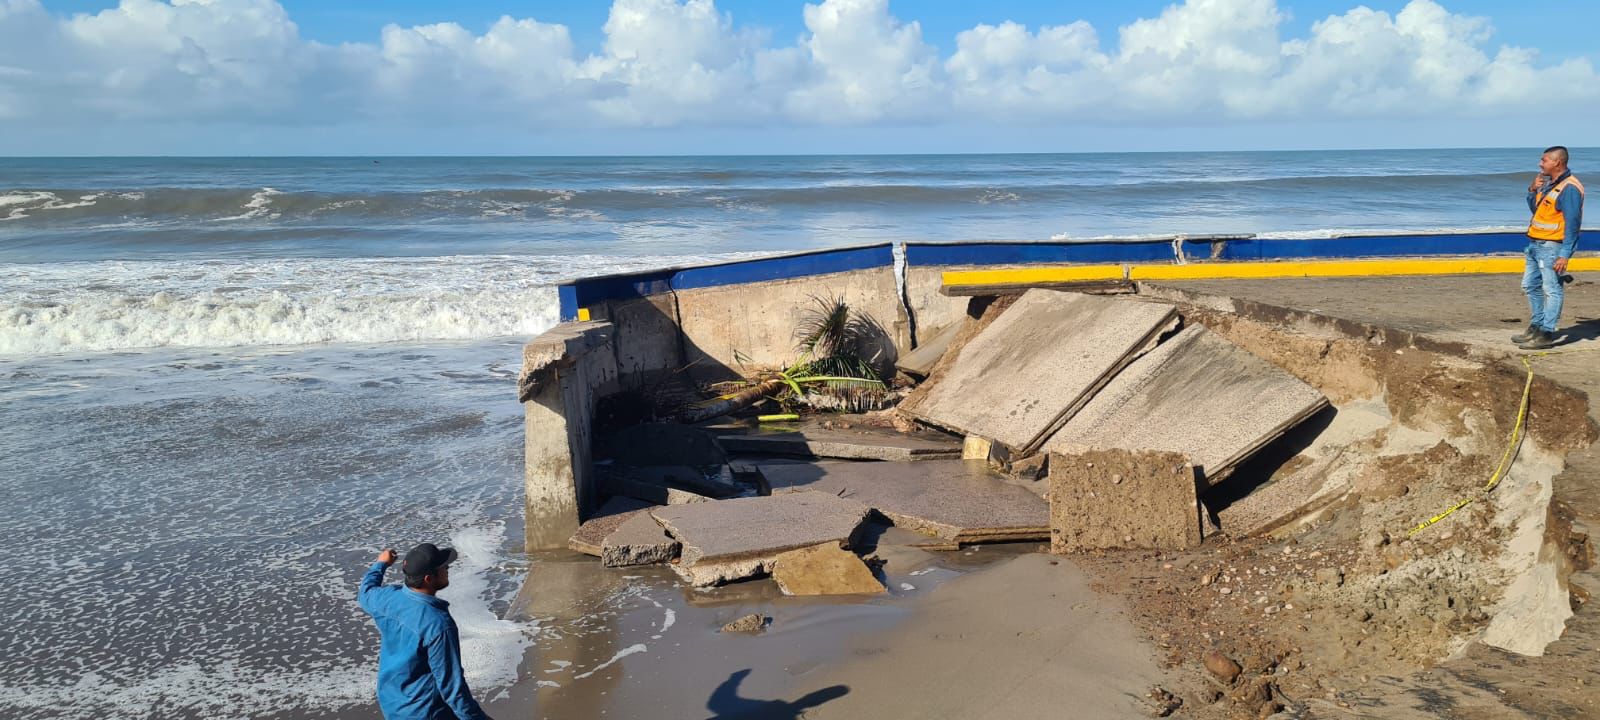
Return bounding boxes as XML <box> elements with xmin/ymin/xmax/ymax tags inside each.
<box><xmin>519</xmin><ymin>231</ymin><xmax>1596</xmax><ymax>561</ymax></box>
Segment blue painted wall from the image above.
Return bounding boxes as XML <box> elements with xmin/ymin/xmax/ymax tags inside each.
<box><xmin>557</xmin><ymin>231</ymin><xmax>1600</xmax><ymax>321</ymax></box>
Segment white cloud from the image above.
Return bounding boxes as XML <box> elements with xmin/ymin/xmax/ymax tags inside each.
<box><xmin>0</xmin><ymin>0</ymin><xmax>1595</xmax><ymax>137</ymax></box>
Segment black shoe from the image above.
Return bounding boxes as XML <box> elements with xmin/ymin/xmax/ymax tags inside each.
<box><xmin>1511</xmin><ymin>324</ymin><xmax>1539</xmax><ymax>343</ymax></box>
<box><xmin>1519</xmin><ymin>330</ymin><xmax>1557</xmax><ymax>350</ymax></box>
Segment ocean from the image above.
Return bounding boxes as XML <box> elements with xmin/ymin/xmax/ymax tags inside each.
<box><xmin>0</xmin><ymin>149</ymin><xmax>1553</xmax><ymax>717</ymax></box>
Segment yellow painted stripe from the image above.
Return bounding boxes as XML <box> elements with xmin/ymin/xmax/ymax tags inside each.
<box><xmin>941</xmin><ymin>256</ymin><xmax>1600</xmax><ymax>288</ymax></box>
<box><xmin>577</xmin><ymin>307</ymin><xmax>591</xmax><ymax>321</ymax></box>
<box><xmin>942</xmin><ymin>265</ymin><xmax>1126</xmax><ymax>286</ymax></box>
<box><xmin>1133</xmin><ymin>256</ymin><xmax>1600</xmax><ymax>280</ymax></box>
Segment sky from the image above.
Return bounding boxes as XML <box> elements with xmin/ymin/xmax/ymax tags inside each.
<box><xmin>3</xmin><ymin>0</ymin><xmax>1598</xmax><ymax>155</ymax></box>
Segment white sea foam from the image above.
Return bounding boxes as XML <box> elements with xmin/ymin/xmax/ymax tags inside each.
<box><xmin>0</xmin><ymin>253</ymin><xmax>749</xmax><ymax>356</ymax></box>
<box><xmin>0</xmin><ymin>191</ymin><xmax>103</xmax><ymax>220</ymax></box>
<box><xmin>573</xmin><ymin>644</ymin><xmax>648</xmax><ymax>680</ymax></box>
<box><xmin>218</xmin><ymin>187</ymin><xmax>283</xmax><ymax>221</ymax></box>
<box><xmin>445</xmin><ymin>522</ymin><xmax>537</xmax><ymax>692</ymax></box>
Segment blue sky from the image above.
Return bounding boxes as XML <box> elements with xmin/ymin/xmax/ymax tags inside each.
<box><xmin>5</xmin><ymin>0</ymin><xmax>1600</xmax><ymax>155</ymax></box>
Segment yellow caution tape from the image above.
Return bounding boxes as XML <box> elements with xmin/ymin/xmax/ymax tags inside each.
<box><xmin>1408</xmin><ymin>345</ymin><xmax>1599</xmax><ymax>536</ymax></box>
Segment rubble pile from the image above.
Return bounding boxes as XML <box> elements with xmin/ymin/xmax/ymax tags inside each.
<box><xmin>564</xmin><ymin>289</ymin><xmax>1337</xmax><ymax>603</ymax></box>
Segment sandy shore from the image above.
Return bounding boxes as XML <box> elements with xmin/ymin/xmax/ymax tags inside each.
<box><xmin>485</xmin><ymin>530</ymin><xmax>1169</xmax><ymax>719</ymax></box>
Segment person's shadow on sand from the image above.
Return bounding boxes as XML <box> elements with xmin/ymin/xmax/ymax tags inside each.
<box><xmin>705</xmin><ymin>669</ymin><xmax>849</xmax><ymax>719</ymax></box>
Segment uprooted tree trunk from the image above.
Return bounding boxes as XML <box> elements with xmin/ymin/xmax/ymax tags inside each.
<box><xmin>676</xmin><ymin>377</ymin><xmax>788</xmax><ymax>424</ymax></box>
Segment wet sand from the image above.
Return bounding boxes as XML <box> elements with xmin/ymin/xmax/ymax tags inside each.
<box><xmin>483</xmin><ymin>528</ymin><xmax>1168</xmax><ymax>719</ymax></box>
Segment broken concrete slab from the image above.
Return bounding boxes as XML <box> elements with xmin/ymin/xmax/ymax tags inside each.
<box><xmin>1216</xmin><ymin>449</ymin><xmax>1352</xmax><ymax>536</ymax></box>
<box><xmin>757</xmin><ymin>459</ymin><xmax>1049</xmax><ymax>543</ymax></box>
<box><xmin>649</xmin><ymin>491</ymin><xmax>872</xmax><ymax>587</ymax></box>
<box><xmin>568</xmin><ymin>496</ymin><xmax>656</xmax><ymax>557</ymax></box>
<box><xmin>1042</xmin><ymin>324</ymin><xmax>1330</xmax><ymax>485</ymax></box>
<box><xmin>600</xmin><ymin>470</ymin><xmax>713</xmax><ymax>506</ymax></box>
<box><xmin>895</xmin><ymin>322</ymin><xmax>963</xmax><ymax>377</ymax></box>
<box><xmin>900</xmin><ymin>291</ymin><xmax>1180</xmax><ymax>454</ymax></box>
<box><xmin>771</xmin><ymin>543</ymin><xmax>886</xmax><ymax>596</ymax></box>
<box><xmin>601</xmin><ymin>513</ymin><xmax>681</xmax><ymax>567</ymax></box>
<box><xmin>1048</xmin><ymin>449</ymin><xmax>1204</xmax><ymax>552</ymax></box>
<box><xmin>714</xmin><ymin>421</ymin><xmax>960</xmax><ymax>462</ymax></box>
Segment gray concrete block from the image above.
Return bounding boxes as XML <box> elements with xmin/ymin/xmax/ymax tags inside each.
<box><xmin>757</xmin><ymin>459</ymin><xmax>1049</xmax><ymax>543</ymax></box>
<box><xmin>600</xmin><ymin>513</ymin><xmax>681</xmax><ymax>567</ymax></box>
<box><xmin>1048</xmin><ymin>449</ymin><xmax>1203</xmax><ymax>552</ymax></box>
<box><xmin>901</xmin><ymin>290</ymin><xmax>1179</xmax><ymax>454</ymax></box>
<box><xmin>568</xmin><ymin>496</ymin><xmax>655</xmax><ymax>556</ymax></box>
<box><xmin>1042</xmin><ymin>324</ymin><xmax>1329</xmax><ymax>485</ymax></box>
<box><xmin>648</xmin><ymin>491</ymin><xmax>872</xmax><ymax>587</ymax></box>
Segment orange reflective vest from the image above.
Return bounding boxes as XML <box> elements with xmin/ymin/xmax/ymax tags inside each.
<box><xmin>1528</xmin><ymin>174</ymin><xmax>1585</xmax><ymax>241</ymax></box>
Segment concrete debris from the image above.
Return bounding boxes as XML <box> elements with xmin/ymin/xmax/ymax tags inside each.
<box><xmin>759</xmin><ymin>459</ymin><xmax>1049</xmax><ymax>543</ymax></box>
<box><xmin>568</xmin><ymin>496</ymin><xmax>656</xmax><ymax>557</ymax></box>
<box><xmin>1216</xmin><ymin>450</ymin><xmax>1351</xmax><ymax>536</ymax></box>
<box><xmin>720</xmin><ymin>613</ymin><xmax>769</xmax><ymax>633</ymax></box>
<box><xmin>714</xmin><ymin>419</ymin><xmax>960</xmax><ymax>462</ymax></box>
<box><xmin>600</xmin><ymin>513</ymin><xmax>680</xmax><ymax>567</ymax></box>
<box><xmin>895</xmin><ymin>322</ymin><xmax>963</xmax><ymax>378</ymax></box>
<box><xmin>601</xmin><ymin>471</ymin><xmax>713</xmax><ymax>506</ymax></box>
<box><xmin>649</xmin><ymin>491</ymin><xmax>872</xmax><ymax>587</ymax></box>
<box><xmin>902</xmin><ymin>290</ymin><xmax>1179</xmax><ymax>454</ymax></box>
<box><xmin>771</xmin><ymin>543</ymin><xmax>886</xmax><ymax>596</ymax></box>
<box><xmin>1042</xmin><ymin>324</ymin><xmax>1329</xmax><ymax>485</ymax></box>
<box><xmin>1049</xmin><ymin>449</ymin><xmax>1203</xmax><ymax>552</ymax></box>
<box><xmin>961</xmin><ymin>435</ymin><xmax>994</xmax><ymax>460</ymax></box>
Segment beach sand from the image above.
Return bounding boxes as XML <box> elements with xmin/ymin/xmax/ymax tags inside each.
<box><xmin>486</xmin><ymin>528</ymin><xmax>1169</xmax><ymax>719</ymax></box>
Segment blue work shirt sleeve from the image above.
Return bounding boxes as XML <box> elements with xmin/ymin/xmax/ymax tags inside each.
<box><xmin>1528</xmin><ymin>189</ymin><xmax>1539</xmax><ymax>214</ymax></box>
<box><xmin>428</xmin><ymin>619</ymin><xmax>491</xmax><ymax>720</ymax></box>
<box><xmin>358</xmin><ymin>561</ymin><xmax>388</xmax><ymax>616</ymax></box>
<box><xmin>1558</xmin><ymin>185</ymin><xmax>1583</xmax><ymax>257</ymax></box>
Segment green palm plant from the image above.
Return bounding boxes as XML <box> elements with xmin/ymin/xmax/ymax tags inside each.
<box><xmin>676</xmin><ymin>295</ymin><xmax>888</xmax><ymax>423</ymax></box>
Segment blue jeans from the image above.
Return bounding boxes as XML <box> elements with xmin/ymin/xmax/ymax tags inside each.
<box><xmin>1522</xmin><ymin>240</ymin><xmax>1564</xmax><ymax>332</ymax></box>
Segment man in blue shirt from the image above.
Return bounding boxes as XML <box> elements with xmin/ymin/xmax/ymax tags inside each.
<box><xmin>358</xmin><ymin>544</ymin><xmax>493</xmax><ymax>720</ymax></box>
<box><xmin>1515</xmin><ymin>146</ymin><xmax>1585</xmax><ymax>350</ymax></box>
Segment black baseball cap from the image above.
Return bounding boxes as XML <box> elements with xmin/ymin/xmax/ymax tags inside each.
<box><xmin>402</xmin><ymin>543</ymin><xmax>457</xmax><ymax>577</ymax></box>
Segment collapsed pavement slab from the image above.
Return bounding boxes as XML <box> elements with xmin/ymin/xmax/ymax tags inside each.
<box><xmin>1048</xmin><ymin>449</ymin><xmax>1204</xmax><ymax>552</ymax></box>
<box><xmin>648</xmin><ymin>491</ymin><xmax>872</xmax><ymax>587</ymax></box>
<box><xmin>757</xmin><ymin>459</ymin><xmax>1049</xmax><ymax>543</ymax></box>
<box><xmin>1042</xmin><ymin>324</ymin><xmax>1329</xmax><ymax>485</ymax></box>
<box><xmin>900</xmin><ymin>291</ymin><xmax>1179</xmax><ymax>455</ymax></box>
<box><xmin>568</xmin><ymin>496</ymin><xmax>656</xmax><ymax>557</ymax></box>
<box><xmin>771</xmin><ymin>543</ymin><xmax>886</xmax><ymax>596</ymax></box>
<box><xmin>715</xmin><ymin>421</ymin><xmax>960</xmax><ymax>462</ymax></box>
<box><xmin>895</xmin><ymin>322</ymin><xmax>963</xmax><ymax>378</ymax></box>
<box><xmin>601</xmin><ymin>513</ymin><xmax>681</xmax><ymax>567</ymax></box>
<box><xmin>1215</xmin><ymin>450</ymin><xmax>1351</xmax><ymax>536</ymax></box>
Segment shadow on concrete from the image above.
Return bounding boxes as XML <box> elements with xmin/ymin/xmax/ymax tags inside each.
<box><xmin>1560</xmin><ymin>317</ymin><xmax>1600</xmax><ymax>346</ymax></box>
<box><xmin>705</xmin><ymin>669</ymin><xmax>849</xmax><ymax>720</ymax></box>
<box><xmin>1203</xmin><ymin>404</ymin><xmax>1340</xmax><ymax>512</ymax></box>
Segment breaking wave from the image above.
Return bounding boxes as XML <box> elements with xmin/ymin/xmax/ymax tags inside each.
<box><xmin>0</xmin><ymin>253</ymin><xmax>750</xmax><ymax>356</ymax></box>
